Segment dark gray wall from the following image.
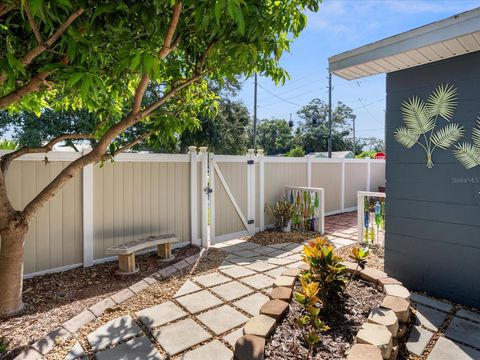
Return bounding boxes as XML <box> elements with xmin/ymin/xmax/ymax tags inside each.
<box><xmin>385</xmin><ymin>51</ymin><xmax>480</xmax><ymax>307</ymax></box>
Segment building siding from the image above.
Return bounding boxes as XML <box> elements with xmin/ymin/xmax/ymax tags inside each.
<box><xmin>385</xmin><ymin>51</ymin><xmax>480</xmax><ymax>307</ymax></box>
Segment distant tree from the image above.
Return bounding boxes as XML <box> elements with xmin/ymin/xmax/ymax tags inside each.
<box><xmin>363</xmin><ymin>137</ymin><xmax>385</xmax><ymax>152</ymax></box>
<box><xmin>179</xmin><ymin>98</ymin><xmax>250</xmax><ymax>154</ymax></box>
<box><xmin>285</xmin><ymin>146</ymin><xmax>304</xmax><ymax>157</ymax></box>
<box><xmin>254</xmin><ymin>118</ymin><xmax>293</xmax><ymax>155</ymax></box>
<box><xmin>294</xmin><ymin>99</ymin><xmax>356</xmax><ymax>153</ymax></box>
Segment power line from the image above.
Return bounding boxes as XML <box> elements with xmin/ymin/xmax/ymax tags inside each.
<box><xmin>256</xmin><ymin>83</ymin><xmax>303</xmax><ymax>107</ymax></box>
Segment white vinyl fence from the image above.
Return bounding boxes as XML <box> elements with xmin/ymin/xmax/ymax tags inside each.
<box><xmin>0</xmin><ymin>148</ymin><xmax>385</xmax><ymax>277</ymax></box>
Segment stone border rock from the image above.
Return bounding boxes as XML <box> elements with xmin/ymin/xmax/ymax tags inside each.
<box><xmin>14</xmin><ymin>251</ymin><xmax>204</xmax><ymax>360</ymax></box>
<box><xmin>233</xmin><ymin>262</ymin><xmax>412</xmax><ymax>360</ymax></box>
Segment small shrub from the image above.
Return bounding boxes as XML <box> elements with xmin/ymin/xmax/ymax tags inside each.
<box><xmin>266</xmin><ymin>198</ymin><xmax>295</xmax><ymax>229</ymax></box>
<box><xmin>0</xmin><ymin>338</ymin><xmax>8</xmax><ymax>354</ymax></box>
<box><xmin>301</xmin><ymin>237</ymin><xmax>348</xmax><ymax>302</ymax></box>
<box><xmin>349</xmin><ymin>246</ymin><xmax>369</xmax><ymax>270</ymax></box>
<box><xmin>294</xmin><ymin>278</ymin><xmax>329</xmax><ymax>350</ymax></box>
<box><xmin>286</xmin><ymin>146</ymin><xmax>305</xmax><ymax>157</ymax></box>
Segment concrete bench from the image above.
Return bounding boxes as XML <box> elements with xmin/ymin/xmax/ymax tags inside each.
<box><xmin>107</xmin><ymin>234</ymin><xmax>178</xmax><ymax>274</ymax></box>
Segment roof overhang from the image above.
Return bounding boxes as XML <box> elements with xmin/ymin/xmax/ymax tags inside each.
<box><xmin>328</xmin><ymin>7</ymin><xmax>480</xmax><ymax>80</ymax></box>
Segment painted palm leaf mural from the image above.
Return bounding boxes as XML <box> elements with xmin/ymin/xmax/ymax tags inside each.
<box><xmin>453</xmin><ymin>119</ymin><xmax>480</xmax><ymax>169</ymax></box>
<box><xmin>394</xmin><ymin>84</ymin><xmax>464</xmax><ymax>168</ymax></box>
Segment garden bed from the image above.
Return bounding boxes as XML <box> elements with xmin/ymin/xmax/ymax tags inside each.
<box><xmin>265</xmin><ymin>277</ymin><xmax>384</xmax><ymax>359</ymax></box>
<box><xmin>0</xmin><ymin>245</ymin><xmax>204</xmax><ymax>360</ymax></box>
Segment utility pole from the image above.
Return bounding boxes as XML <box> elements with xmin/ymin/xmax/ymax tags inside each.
<box><xmin>352</xmin><ymin>115</ymin><xmax>356</xmax><ymax>156</ymax></box>
<box><xmin>327</xmin><ymin>72</ymin><xmax>332</xmax><ymax>158</ymax></box>
<box><xmin>253</xmin><ymin>73</ymin><xmax>258</xmax><ymax>151</ymax></box>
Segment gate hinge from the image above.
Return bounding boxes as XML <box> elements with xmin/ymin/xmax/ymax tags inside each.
<box><xmin>247</xmin><ymin>160</ymin><xmax>254</xmax><ymax>165</ymax></box>
<box><xmin>247</xmin><ymin>219</ymin><xmax>254</xmax><ymax>224</ymax></box>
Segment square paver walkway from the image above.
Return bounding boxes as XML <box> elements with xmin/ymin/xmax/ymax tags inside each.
<box><xmin>240</xmin><ymin>273</ymin><xmax>275</xmax><ymax>289</ymax></box>
<box><xmin>173</xmin><ymin>280</ymin><xmax>202</xmax><ymax>298</ymax></box>
<box><xmin>176</xmin><ymin>290</ymin><xmax>223</xmax><ymax>314</ymax></box>
<box><xmin>196</xmin><ymin>305</ymin><xmax>249</xmax><ymax>335</ymax></box>
<box><xmin>136</xmin><ymin>301</ymin><xmax>187</xmax><ymax>330</ymax></box>
<box><xmin>444</xmin><ymin>316</ymin><xmax>480</xmax><ymax>349</ymax></box>
<box><xmin>223</xmin><ymin>328</ymin><xmax>244</xmax><ymax>348</ymax></box>
<box><xmin>415</xmin><ymin>304</ymin><xmax>448</xmax><ymax>331</ymax></box>
<box><xmin>152</xmin><ymin>318</ymin><xmax>211</xmax><ymax>356</ymax></box>
<box><xmin>427</xmin><ymin>336</ymin><xmax>480</xmax><ymax>360</ymax></box>
<box><xmin>193</xmin><ymin>273</ymin><xmax>231</xmax><ymax>287</ymax></box>
<box><xmin>180</xmin><ymin>340</ymin><xmax>233</xmax><ymax>360</ymax></box>
<box><xmin>87</xmin><ymin>315</ymin><xmax>143</xmax><ymax>352</ymax></box>
<box><xmin>219</xmin><ymin>265</ymin><xmax>256</xmax><ymax>279</ymax></box>
<box><xmin>209</xmin><ymin>281</ymin><xmax>253</xmax><ymax>301</ymax></box>
<box><xmin>233</xmin><ymin>293</ymin><xmax>270</xmax><ymax>316</ymax></box>
<box><xmin>95</xmin><ymin>336</ymin><xmax>163</xmax><ymax>360</ymax></box>
<box><xmin>244</xmin><ymin>261</ymin><xmax>278</xmax><ymax>273</ymax></box>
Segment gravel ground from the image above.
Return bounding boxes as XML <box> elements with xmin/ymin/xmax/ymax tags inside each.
<box><xmin>0</xmin><ymin>245</ymin><xmax>203</xmax><ymax>360</ymax></box>
<box><xmin>246</xmin><ymin>229</ymin><xmax>320</xmax><ymax>246</ymax></box>
<box><xmin>265</xmin><ymin>278</ymin><xmax>384</xmax><ymax>359</ymax></box>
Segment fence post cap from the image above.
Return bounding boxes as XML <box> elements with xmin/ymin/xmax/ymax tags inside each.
<box><xmin>199</xmin><ymin>146</ymin><xmax>208</xmax><ymax>153</ymax></box>
<box><xmin>247</xmin><ymin>148</ymin><xmax>255</xmax><ymax>155</ymax></box>
<box><xmin>257</xmin><ymin>149</ymin><xmax>265</xmax><ymax>156</ymax></box>
<box><xmin>187</xmin><ymin>146</ymin><xmax>198</xmax><ymax>154</ymax></box>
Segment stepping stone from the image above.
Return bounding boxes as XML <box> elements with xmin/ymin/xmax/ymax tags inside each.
<box><xmin>253</xmin><ymin>247</ymin><xmax>277</xmax><ymax>255</ymax></box>
<box><xmin>384</xmin><ymin>285</ymin><xmax>410</xmax><ymax>300</ymax></box>
<box><xmin>268</xmin><ymin>249</ymin><xmax>291</xmax><ymax>258</ymax></box>
<box><xmin>95</xmin><ymin>335</ymin><xmax>162</xmax><ymax>360</ymax></box>
<box><xmin>260</xmin><ymin>300</ymin><xmax>289</xmax><ymax>319</ymax></box>
<box><xmin>136</xmin><ymin>301</ymin><xmax>187</xmax><ymax>330</ymax></box>
<box><xmin>286</xmin><ymin>261</ymin><xmax>303</xmax><ymax>269</ymax></box>
<box><xmin>273</xmin><ymin>276</ymin><xmax>296</xmax><ymax>288</ymax></box>
<box><xmin>173</xmin><ymin>259</ymin><xmax>190</xmax><ymax>271</ymax></box>
<box><xmin>31</xmin><ymin>327</ymin><xmax>71</xmax><ymax>355</ymax></box>
<box><xmin>65</xmin><ymin>342</ymin><xmax>85</xmax><ymax>360</ymax></box>
<box><xmin>356</xmin><ymin>323</ymin><xmax>393</xmax><ymax>359</ymax></box>
<box><xmin>175</xmin><ymin>290</ymin><xmax>223</xmax><ymax>314</ymax></box>
<box><xmin>267</xmin><ymin>242</ymin><xmax>292</xmax><ymax>249</ymax></box>
<box><xmin>359</xmin><ymin>268</ymin><xmax>387</xmax><ymax>284</ymax></box>
<box><xmin>234</xmin><ymin>293</ymin><xmax>270</xmax><ymax>316</ymax></box>
<box><xmin>243</xmin><ymin>315</ymin><xmax>276</xmax><ymax>338</ymax></box>
<box><xmin>240</xmin><ymin>274</ymin><xmax>275</xmax><ymax>290</ymax></box>
<box><xmin>415</xmin><ymin>304</ymin><xmax>448</xmax><ymax>331</ymax></box>
<box><xmin>445</xmin><ymin>316</ymin><xmax>480</xmax><ymax>349</ymax></box>
<box><xmin>236</xmin><ymin>242</ymin><xmax>262</xmax><ymax>250</ymax></box>
<box><xmin>276</xmin><ymin>251</ymin><xmax>295</xmax><ymax>259</ymax></box>
<box><xmin>270</xmin><ymin>287</ymin><xmax>293</xmax><ymax>301</ymax></box>
<box><xmin>427</xmin><ymin>336</ymin><xmax>480</xmax><ymax>360</ymax></box>
<box><xmin>245</xmin><ymin>261</ymin><xmax>278</xmax><ymax>272</ymax></box>
<box><xmin>62</xmin><ymin>310</ymin><xmax>96</xmax><ymax>333</ymax></box>
<box><xmin>330</xmin><ymin>238</ymin><xmax>355</xmax><ymax>247</ymax></box>
<box><xmin>283</xmin><ymin>244</ymin><xmax>304</xmax><ymax>253</ymax></box>
<box><xmin>368</xmin><ymin>308</ymin><xmax>399</xmax><ymax>336</ymax></box>
<box><xmin>219</xmin><ymin>260</ymin><xmax>235</xmax><ymax>270</ymax></box>
<box><xmin>381</xmin><ymin>295</ymin><xmax>410</xmax><ymax>323</ymax></box>
<box><xmin>87</xmin><ymin>315</ymin><xmax>143</xmax><ymax>352</ymax></box>
<box><xmin>184</xmin><ymin>254</ymin><xmax>200</xmax><ymax>265</ymax></box>
<box><xmin>197</xmin><ymin>305</ymin><xmax>249</xmax><ymax>335</ymax></box>
<box><xmin>284</xmin><ymin>253</ymin><xmax>302</xmax><ymax>261</ymax></box>
<box><xmin>264</xmin><ymin>267</ymin><xmax>286</xmax><ymax>279</ymax></box>
<box><xmin>223</xmin><ymin>328</ymin><xmax>244</xmax><ymax>348</ymax></box>
<box><xmin>181</xmin><ymin>340</ymin><xmax>233</xmax><ymax>360</ymax></box>
<box><xmin>89</xmin><ymin>298</ymin><xmax>116</xmax><ymax>317</ymax></box>
<box><xmin>236</xmin><ymin>249</ymin><xmax>262</xmax><ymax>258</ymax></box>
<box><xmin>152</xmin><ymin>318</ymin><xmax>211</xmax><ymax>356</ymax></box>
<box><xmin>378</xmin><ymin>277</ymin><xmax>402</xmax><ymax>287</ymax></box>
<box><xmin>129</xmin><ymin>280</ymin><xmax>149</xmax><ymax>293</ymax></box>
<box><xmin>456</xmin><ymin>309</ymin><xmax>480</xmax><ymax>323</ymax></box>
<box><xmin>346</xmin><ymin>344</ymin><xmax>383</xmax><ymax>360</ymax></box>
<box><xmin>234</xmin><ymin>335</ymin><xmax>265</xmax><ymax>360</ymax></box>
<box><xmin>282</xmin><ymin>268</ymin><xmax>301</xmax><ymax>277</ymax></box>
<box><xmin>406</xmin><ymin>325</ymin><xmax>433</xmax><ymax>356</ymax></box>
<box><xmin>411</xmin><ymin>293</ymin><xmax>453</xmax><ymax>313</ymax></box>
<box><xmin>209</xmin><ymin>281</ymin><xmax>253</xmax><ymax>301</ymax></box>
<box><xmin>227</xmin><ymin>257</ymin><xmax>256</xmax><ymax>266</ymax></box>
<box><xmin>157</xmin><ymin>266</ymin><xmax>177</xmax><ymax>279</ymax></box>
<box><xmin>193</xmin><ymin>273</ymin><xmax>230</xmax><ymax>287</ymax></box>
<box><xmin>219</xmin><ymin>265</ymin><xmax>256</xmax><ymax>279</ymax></box>
<box><xmin>173</xmin><ymin>280</ymin><xmax>202</xmax><ymax>298</ymax></box>
<box><xmin>266</xmin><ymin>257</ymin><xmax>296</xmax><ymax>266</ymax></box>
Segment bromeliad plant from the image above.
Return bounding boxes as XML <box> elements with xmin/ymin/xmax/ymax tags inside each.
<box><xmin>294</xmin><ymin>278</ymin><xmax>330</xmax><ymax>350</ymax></box>
<box><xmin>266</xmin><ymin>198</ymin><xmax>295</xmax><ymax>231</ymax></box>
<box><xmin>394</xmin><ymin>84</ymin><xmax>464</xmax><ymax>168</ymax></box>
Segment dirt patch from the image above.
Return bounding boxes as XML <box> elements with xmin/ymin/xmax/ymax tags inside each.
<box><xmin>265</xmin><ymin>278</ymin><xmax>384</xmax><ymax>360</ymax></box>
<box><xmin>246</xmin><ymin>229</ymin><xmax>321</xmax><ymax>246</ymax></box>
<box><xmin>0</xmin><ymin>245</ymin><xmax>203</xmax><ymax>360</ymax></box>
<box><xmin>336</xmin><ymin>244</ymin><xmax>384</xmax><ymax>271</ymax></box>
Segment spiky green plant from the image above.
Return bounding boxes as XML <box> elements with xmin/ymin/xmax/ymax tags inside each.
<box><xmin>0</xmin><ymin>139</ymin><xmax>17</xmax><ymax>150</ymax></box>
<box><xmin>394</xmin><ymin>84</ymin><xmax>464</xmax><ymax>168</ymax></box>
<box><xmin>453</xmin><ymin>119</ymin><xmax>480</xmax><ymax>169</ymax></box>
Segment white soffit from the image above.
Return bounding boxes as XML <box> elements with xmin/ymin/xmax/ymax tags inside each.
<box><xmin>328</xmin><ymin>7</ymin><xmax>480</xmax><ymax>80</ymax></box>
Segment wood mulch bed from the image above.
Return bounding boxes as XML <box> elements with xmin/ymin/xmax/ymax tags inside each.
<box><xmin>246</xmin><ymin>229</ymin><xmax>321</xmax><ymax>246</ymax></box>
<box><xmin>0</xmin><ymin>245</ymin><xmax>206</xmax><ymax>360</ymax></box>
<box><xmin>336</xmin><ymin>243</ymin><xmax>385</xmax><ymax>272</ymax></box>
<box><xmin>265</xmin><ymin>278</ymin><xmax>384</xmax><ymax>359</ymax></box>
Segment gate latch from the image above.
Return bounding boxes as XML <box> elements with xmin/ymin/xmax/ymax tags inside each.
<box><xmin>247</xmin><ymin>219</ymin><xmax>254</xmax><ymax>224</ymax></box>
<box><xmin>247</xmin><ymin>160</ymin><xmax>254</xmax><ymax>165</ymax></box>
<box><xmin>204</xmin><ymin>186</ymin><xmax>213</xmax><ymax>194</ymax></box>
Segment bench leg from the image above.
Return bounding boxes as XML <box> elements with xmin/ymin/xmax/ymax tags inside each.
<box><xmin>157</xmin><ymin>243</ymin><xmax>175</xmax><ymax>261</ymax></box>
<box><xmin>117</xmin><ymin>254</ymin><xmax>139</xmax><ymax>275</ymax></box>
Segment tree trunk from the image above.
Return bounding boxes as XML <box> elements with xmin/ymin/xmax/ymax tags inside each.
<box><xmin>0</xmin><ymin>225</ymin><xmax>28</xmax><ymax>318</ymax></box>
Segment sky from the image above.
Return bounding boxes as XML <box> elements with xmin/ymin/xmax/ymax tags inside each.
<box><xmin>235</xmin><ymin>0</ymin><xmax>480</xmax><ymax>141</ymax></box>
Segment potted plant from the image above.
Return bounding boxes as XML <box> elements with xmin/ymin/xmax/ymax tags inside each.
<box><xmin>267</xmin><ymin>198</ymin><xmax>295</xmax><ymax>232</ymax></box>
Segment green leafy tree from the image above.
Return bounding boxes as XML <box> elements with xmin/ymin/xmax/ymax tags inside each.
<box><xmin>286</xmin><ymin>146</ymin><xmax>305</xmax><ymax>157</ymax></box>
<box><xmin>0</xmin><ymin>0</ymin><xmax>321</xmax><ymax>318</ymax></box>
<box><xmin>255</xmin><ymin>118</ymin><xmax>293</xmax><ymax>155</ymax></box>
<box><xmin>294</xmin><ymin>99</ymin><xmax>356</xmax><ymax>154</ymax></box>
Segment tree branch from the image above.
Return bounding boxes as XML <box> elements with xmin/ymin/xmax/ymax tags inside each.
<box><xmin>0</xmin><ymin>70</ymin><xmax>51</xmax><ymax>109</ymax></box>
<box><xmin>196</xmin><ymin>40</ymin><xmax>217</xmax><ymax>75</ymax></box>
<box><xmin>0</xmin><ymin>3</ymin><xmax>15</xmax><ymax>17</ymax></box>
<box><xmin>102</xmin><ymin>131</ymin><xmax>155</xmax><ymax>161</ymax></box>
<box><xmin>132</xmin><ymin>74</ymin><xmax>149</xmax><ymax>115</ymax></box>
<box><xmin>0</xmin><ymin>8</ymin><xmax>84</xmax><ymax>85</ymax></box>
<box><xmin>159</xmin><ymin>2</ymin><xmax>182</xmax><ymax>59</ymax></box>
<box><xmin>0</xmin><ymin>133</ymin><xmax>94</xmax><ymax>174</ymax></box>
<box><xmin>24</xmin><ymin>0</ymin><xmax>43</xmax><ymax>44</ymax></box>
